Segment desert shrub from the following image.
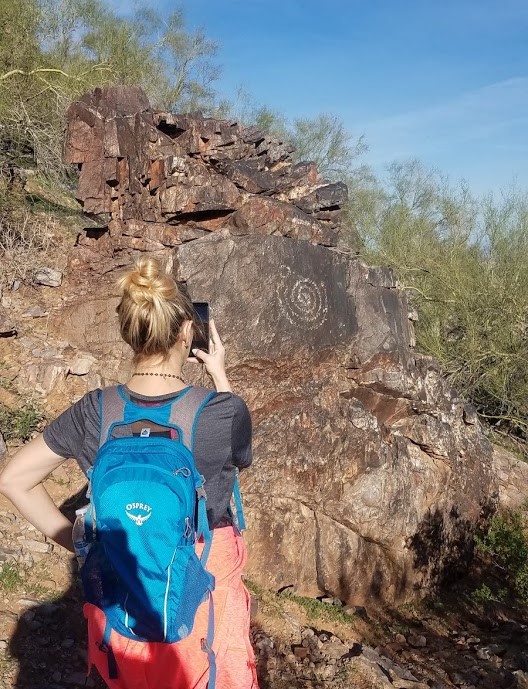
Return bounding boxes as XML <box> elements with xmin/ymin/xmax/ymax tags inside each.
<box><xmin>354</xmin><ymin>160</ymin><xmax>528</xmax><ymax>452</ymax></box>
<box><xmin>0</xmin><ymin>203</ymin><xmax>59</xmax><ymax>287</ymax></box>
<box><xmin>0</xmin><ymin>402</ymin><xmax>45</xmax><ymax>441</ymax></box>
<box><xmin>0</xmin><ymin>0</ymin><xmax>220</xmax><ymax>181</ymax></box>
<box><xmin>474</xmin><ymin>509</ymin><xmax>528</xmax><ymax>603</ymax></box>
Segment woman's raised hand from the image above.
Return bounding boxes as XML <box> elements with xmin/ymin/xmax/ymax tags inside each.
<box><xmin>189</xmin><ymin>319</ymin><xmax>232</xmax><ymax>393</ymax></box>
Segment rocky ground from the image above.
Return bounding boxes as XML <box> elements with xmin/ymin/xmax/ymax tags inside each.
<box><xmin>1</xmin><ymin>461</ymin><xmax>528</xmax><ymax>689</ymax></box>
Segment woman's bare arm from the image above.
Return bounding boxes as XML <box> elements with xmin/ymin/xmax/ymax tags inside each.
<box><xmin>0</xmin><ymin>434</ymin><xmax>75</xmax><ymax>552</ymax></box>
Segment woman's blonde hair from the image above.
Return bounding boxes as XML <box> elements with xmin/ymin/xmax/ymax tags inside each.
<box><xmin>116</xmin><ymin>258</ymin><xmax>194</xmax><ymax>361</ymax></box>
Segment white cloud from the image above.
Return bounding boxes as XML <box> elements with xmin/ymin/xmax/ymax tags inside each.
<box><xmin>360</xmin><ymin>77</ymin><xmax>528</xmax><ymax>165</ymax></box>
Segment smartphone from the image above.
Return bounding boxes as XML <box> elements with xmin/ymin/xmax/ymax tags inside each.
<box><xmin>191</xmin><ymin>302</ymin><xmax>210</xmax><ymax>353</ymax></box>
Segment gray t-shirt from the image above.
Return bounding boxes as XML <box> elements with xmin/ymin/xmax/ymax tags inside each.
<box><xmin>43</xmin><ymin>386</ymin><xmax>252</xmax><ymax>528</ymax></box>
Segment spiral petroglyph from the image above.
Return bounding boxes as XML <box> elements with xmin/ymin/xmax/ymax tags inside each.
<box><xmin>277</xmin><ymin>265</ymin><xmax>328</xmax><ymax>330</ymax></box>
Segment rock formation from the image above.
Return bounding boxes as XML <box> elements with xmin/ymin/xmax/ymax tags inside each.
<box><xmin>37</xmin><ymin>85</ymin><xmax>496</xmax><ymax>605</ymax></box>
<box><xmin>492</xmin><ymin>446</ymin><xmax>528</xmax><ymax>511</ymax></box>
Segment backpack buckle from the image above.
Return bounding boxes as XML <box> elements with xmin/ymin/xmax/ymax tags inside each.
<box><xmin>197</xmin><ymin>486</ymin><xmax>207</xmax><ymax>500</ymax></box>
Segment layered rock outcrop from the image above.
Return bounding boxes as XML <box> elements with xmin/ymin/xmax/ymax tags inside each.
<box><xmin>46</xmin><ymin>85</ymin><xmax>496</xmax><ymax>605</ymax></box>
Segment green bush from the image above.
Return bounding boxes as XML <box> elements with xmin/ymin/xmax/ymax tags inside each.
<box><xmin>474</xmin><ymin>510</ymin><xmax>528</xmax><ymax>604</ymax></box>
<box><xmin>0</xmin><ymin>402</ymin><xmax>44</xmax><ymax>441</ymax></box>
<box><xmin>0</xmin><ymin>0</ymin><xmax>220</xmax><ymax>181</ymax></box>
<box><xmin>354</xmin><ymin>160</ymin><xmax>528</xmax><ymax>452</ymax></box>
<box><xmin>0</xmin><ymin>561</ymin><xmax>24</xmax><ymax>592</ymax></box>
<box><xmin>279</xmin><ymin>591</ymin><xmax>353</xmax><ymax>625</ymax></box>
<box><xmin>471</xmin><ymin>584</ymin><xmax>508</xmax><ymax>604</ymax></box>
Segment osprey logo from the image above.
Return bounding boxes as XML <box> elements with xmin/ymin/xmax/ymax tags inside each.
<box><xmin>125</xmin><ymin>502</ymin><xmax>152</xmax><ymax>526</ymax></box>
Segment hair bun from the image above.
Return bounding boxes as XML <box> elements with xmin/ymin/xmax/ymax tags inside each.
<box><xmin>116</xmin><ymin>258</ymin><xmax>195</xmax><ymax>360</ymax></box>
<box><xmin>119</xmin><ymin>258</ymin><xmax>176</xmax><ymax>304</ymax></box>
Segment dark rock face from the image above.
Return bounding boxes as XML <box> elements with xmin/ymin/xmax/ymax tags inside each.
<box><xmin>178</xmin><ymin>235</ymin><xmax>358</xmax><ymax>354</ymax></box>
<box><xmin>53</xmin><ymin>86</ymin><xmax>497</xmax><ymax>605</ymax></box>
<box><xmin>177</xmin><ymin>235</ymin><xmax>492</xmax><ymax>603</ymax></box>
<box><xmin>293</xmin><ymin>181</ymin><xmax>348</xmax><ymax>213</ymax></box>
<box><xmin>230</xmin><ymin>197</ymin><xmax>339</xmax><ymax>246</ymax></box>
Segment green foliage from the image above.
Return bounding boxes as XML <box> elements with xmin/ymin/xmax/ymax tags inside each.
<box><xmin>0</xmin><ymin>169</ymin><xmax>64</xmax><ymax>286</ymax></box>
<box><xmin>471</xmin><ymin>583</ymin><xmax>509</xmax><ymax>604</ymax></box>
<box><xmin>245</xmin><ymin>579</ymin><xmax>354</xmax><ymax>625</ymax></box>
<box><xmin>471</xmin><ymin>584</ymin><xmax>497</xmax><ymax>603</ymax></box>
<box><xmin>0</xmin><ymin>561</ymin><xmax>24</xmax><ymax>592</ymax></box>
<box><xmin>355</xmin><ymin>159</ymin><xmax>528</xmax><ymax>449</ymax></box>
<box><xmin>225</xmin><ymin>88</ymin><xmax>366</xmax><ymax>181</ymax></box>
<box><xmin>474</xmin><ymin>510</ymin><xmax>528</xmax><ymax>603</ymax></box>
<box><xmin>289</xmin><ymin>114</ymin><xmax>367</xmax><ymax>181</ymax></box>
<box><xmin>280</xmin><ymin>591</ymin><xmax>354</xmax><ymax>625</ymax></box>
<box><xmin>0</xmin><ymin>402</ymin><xmax>45</xmax><ymax>441</ymax></box>
<box><xmin>39</xmin><ymin>1</ymin><xmax>219</xmax><ymax>110</ymax></box>
<box><xmin>245</xmin><ymin>577</ymin><xmax>265</xmax><ymax>597</ymax></box>
<box><xmin>0</xmin><ymin>1</ymin><xmax>41</xmax><ymax>74</ymax></box>
<box><xmin>0</xmin><ymin>0</ymin><xmax>219</xmax><ymax>179</ymax></box>
<box><xmin>0</xmin><ymin>377</ymin><xmax>14</xmax><ymax>391</ymax></box>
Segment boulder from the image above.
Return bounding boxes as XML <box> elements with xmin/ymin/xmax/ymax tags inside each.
<box><xmin>79</xmin><ymin>84</ymin><xmax>151</xmax><ymax>118</ymax></box>
<box><xmin>49</xmin><ymin>86</ymin><xmax>498</xmax><ymax>605</ymax></box>
<box><xmin>175</xmin><ymin>234</ymin><xmax>495</xmax><ymax>603</ymax></box>
<box><xmin>213</xmin><ymin>158</ymin><xmax>276</xmax><ymax>194</ymax></box>
<box><xmin>51</xmin><ymin>231</ymin><xmax>496</xmax><ymax>605</ymax></box>
<box><xmin>293</xmin><ymin>182</ymin><xmax>348</xmax><ymax>213</ymax></box>
<box><xmin>159</xmin><ymin>161</ymin><xmax>241</xmax><ymax>216</ymax></box>
<box><xmin>22</xmin><ymin>305</ymin><xmax>48</xmax><ymax>318</ymax></box>
<box><xmin>230</xmin><ymin>197</ymin><xmax>338</xmax><ymax>246</ymax></box>
<box><xmin>68</xmin><ymin>353</ymin><xmax>96</xmax><ymax>376</ymax></box>
<box><xmin>34</xmin><ymin>268</ymin><xmax>62</xmax><ymax>288</ymax></box>
<box><xmin>63</xmin><ymin>85</ymin><xmax>344</xmax><ymax>268</ymax></box>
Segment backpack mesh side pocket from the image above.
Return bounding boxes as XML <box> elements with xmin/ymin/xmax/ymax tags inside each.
<box><xmin>81</xmin><ymin>542</ymin><xmax>120</xmax><ymax>611</ymax></box>
<box><xmin>166</xmin><ymin>545</ymin><xmax>215</xmax><ymax>642</ymax></box>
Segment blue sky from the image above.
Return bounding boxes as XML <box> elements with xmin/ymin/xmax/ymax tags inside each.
<box><xmin>172</xmin><ymin>1</ymin><xmax>528</xmax><ymax>194</ymax></box>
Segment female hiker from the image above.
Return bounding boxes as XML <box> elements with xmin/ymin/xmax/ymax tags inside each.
<box><xmin>0</xmin><ymin>257</ymin><xmax>259</xmax><ymax>689</ymax></box>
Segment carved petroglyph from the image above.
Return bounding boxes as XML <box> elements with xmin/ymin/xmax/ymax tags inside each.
<box><xmin>277</xmin><ymin>265</ymin><xmax>328</xmax><ymax>330</ymax></box>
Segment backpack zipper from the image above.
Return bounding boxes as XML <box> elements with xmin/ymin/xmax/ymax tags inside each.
<box><xmin>93</xmin><ymin>463</ymin><xmax>196</xmax><ymax>490</ymax></box>
<box><xmin>164</xmin><ymin>549</ymin><xmax>178</xmax><ymax>640</ymax></box>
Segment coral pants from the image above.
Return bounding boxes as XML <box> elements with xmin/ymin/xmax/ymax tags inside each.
<box><xmin>84</xmin><ymin>526</ymin><xmax>259</xmax><ymax>689</ymax></box>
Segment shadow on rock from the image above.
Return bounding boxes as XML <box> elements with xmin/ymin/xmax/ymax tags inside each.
<box><xmin>9</xmin><ymin>487</ymin><xmax>104</xmax><ymax>689</ymax></box>
<box><xmin>9</xmin><ymin>578</ymin><xmax>106</xmax><ymax>689</ymax></box>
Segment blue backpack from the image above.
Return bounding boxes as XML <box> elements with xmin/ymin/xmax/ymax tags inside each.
<box><xmin>81</xmin><ymin>385</ymin><xmax>241</xmax><ymax>688</ymax></box>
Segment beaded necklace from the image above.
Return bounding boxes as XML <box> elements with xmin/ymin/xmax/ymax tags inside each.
<box><xmin>132</xmin><ymin>371</ymin><xmax>186</xmax><ymax>384</ymax></box>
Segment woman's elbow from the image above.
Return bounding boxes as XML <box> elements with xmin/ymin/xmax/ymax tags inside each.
<box><xmin>0</xmin><ymin>449</ymin><xmax>28</xmax><ymax>498</ymax></box>
<box><xmin>0</xmin><ymin>434</ymin><xmax>63</xmax><ymax>499</ymax></box>
<box><xmin>0</xmin><ymin>467</ymin><xmax>15</xmax><ymax>498</ymax></box>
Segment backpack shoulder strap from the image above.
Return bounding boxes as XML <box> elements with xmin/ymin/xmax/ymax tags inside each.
<box><xmin>98</xmin><ymin>386</ymin><xmax>126</xmax><ymax>449</ymax></box>
<box><xmin>98</xmin><ymin>385</ymin><xmax>216</xmax><ymax>452</ymax></box>
<box><xmin>169</xmin><ymin>387</ymin><xmax>216</xmax><ymax>564</ymax></box>
<box><xmin>169</xmin><ymin>386</ymin><xmax>216</xmax><ymax>452</ymax></box>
